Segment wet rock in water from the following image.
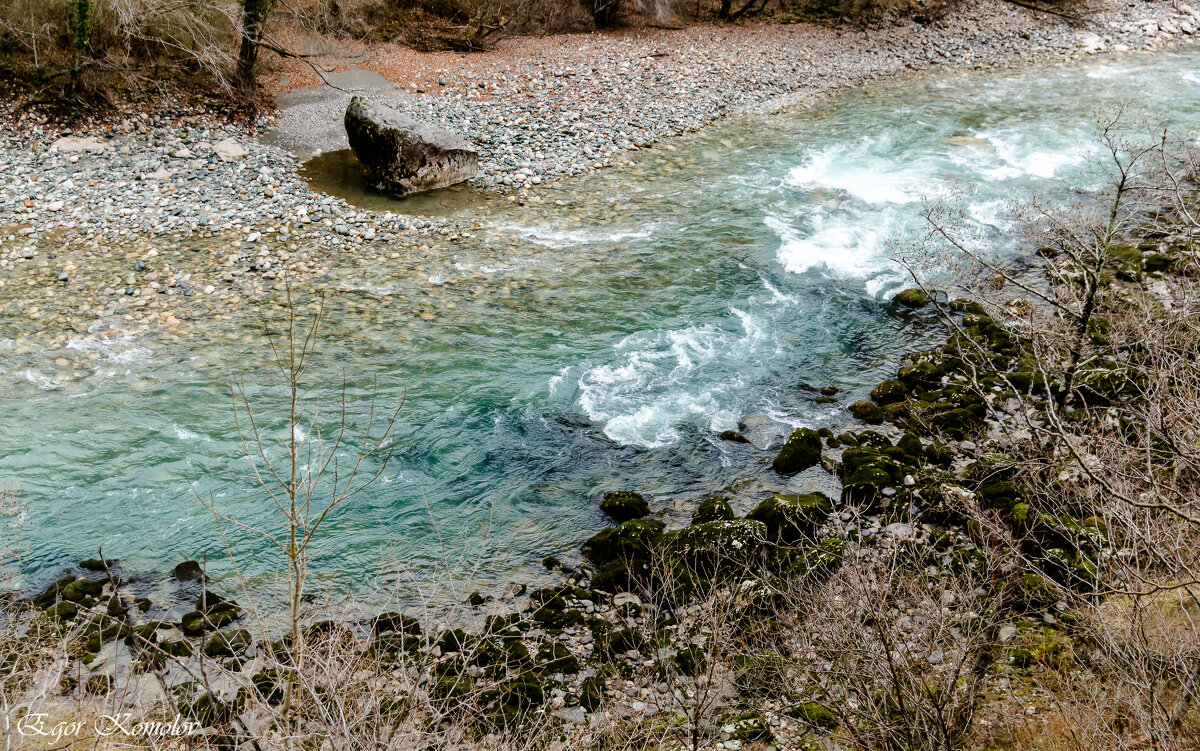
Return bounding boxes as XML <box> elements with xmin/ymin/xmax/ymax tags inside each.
<box><xmin>892</xmin><ymin>288</ymin><xmax>930</xmax><ymax>309</ymax></box>
<box><xmin>718</xmin><ymin>429</ymin><xmax>750</xmax><ymax>443</ymax></box>
<box><xmin>771</xmin><ymin>427</ymin><xmax>822</xmax><ymax>475</ymax></box>
<box><xmin>204</xmin><ymin>628</ymin><xmax>252</xmax><ymax>658</ymax></box>
<box><xmin>173</xmin><ymin>560</ymin><xmax>205</xmax><ymax>582</ymax></box>
<box><xmin>78</xmin><ymin>557</ymin><xmax>112</xmax><ymax>572</ymax></box>
<box><xmin>599</xmin><ymin>490</ymin><xmax>650</xmax><ymax>522</ymax></box>
<box><xmin>345</xmin><ymin>96</ymin><xmax>478</xmax><ymax>197</ymax></box>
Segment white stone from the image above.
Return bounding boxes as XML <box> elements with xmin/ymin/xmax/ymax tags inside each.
<box><xmin>213</xmin><ymin>138</ymin><xmax>248</xmax><ymax>160</ymax></box>
<box><xmin>613</xmin><ymin>593</ymin><xmax>642</xmax><ymax>610</ymax></box>
<box><xmin>52</xmin><ymin>136</ymin><xmax>109</xmax><ymax>153</ymax></box>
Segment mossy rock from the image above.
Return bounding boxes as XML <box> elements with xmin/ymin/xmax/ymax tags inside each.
<box><xmin>60</xmin><ymin>578</ymin><xmax>104</xmax><ymax>603</ymax></box>
<box><xmin>898</xmin><ymin>359</ymin><xmax>948</xmax><ymax>388</ymax></box>
<box><xmin>871</xmin><ymin>379</ymin><xmax>909</xmax><ymax>405</ymax></box>
<box><xmin>590</xmin><ymin>558</ymin><xmax>641</xmax><ymax>593</ymax></box>
<box><xmin>1144</xmin><ymin>252</ymin><xmax>1173</xmax><ymax>273</ymax></box>
<box><xmin>204</xmin><ymin>629</ymin><xmax>252</xmax><ymax>658</ymax></box>
<box><xmin>849</xmin><ymin>401</ymin><xmax>884</xmax><ymax>424</ymax></box>
<box><xmin>785</xmin><ymin>537</ymin><xmax>845</xmax><ymax>580</ymax></box>
<box><xmin>1075</xmin><ymin>360</ymin><xmax>1145</xmax><ymax>404</ymax></box>
<box><xmin>437</xmin><ymin>628</ymin><xmax>470</xmax><ymax>654</ymax></box>
<box><xmin>160</xmin><ymin>639</ymin><xmax>194</xmax><ymax>658</ymax></box>
<box><xmin>252</xmin><ymin>669</ymin><xmax>285</xmax><ymax>704</ymax></box>
<box><xmin>34</xmin><ymin>576</ymin><xmax>78</xmax><ymax>608</ymax></box>
<box><xmin>129</xmin><ymin>621</ymin><xmax>171</xmax><ymax>644</ymax></box>
<box><xmin>370</xmin><ymin>632</ymin><xmax>423</xmax><ymax>657</ymax></box>
<box><xmin>195</xmin><ymin>591</ymin><xmax>237</xmax><ymax>614</ymax></box>
<box><xmin>373</xmin><ymin>611</ymin><xmax>422</xmax><ymax>636</ymax></box>
<box><xmin>85</xmin><ymin>674</ymin><xmax>113</xmax><ymax>695</ymax></box>
<box><xmin>730</xmin><ymin>711</ymin><xmax>773</xmax><ymax>742</ymax></box>
<box><xmin>746</xmin><ymin>493</ymin><xmax>833</xmax><ymax>545</ymax></box>
<box><xmin>44</xmin><ymin>601</ymin><xmax>78</xmax><ymax>622</ymax></box>
<box><xmin>771</xmin><ymin>427</ymin><xmax>822</xmax><ymax>476</ymax></box>
<box><xmin>81</xmin><ymin>615</ymin><xmax>131</xmax><ymax>653</ymax></box>
<box><xmin>179</xmin><ymin>605</ymin><xmax>239</xmax><ymax>637</ymax></box>
<box><xmin>896</xmin><ymin>431</ymin><xmax>923</xmax><ymax>461</ymax></box>
<box><xmin>977</xmin><ymin>480</ymin><xmax>1021</xmax><ymax>516</ymax></box>
<box><xmin>579</xmin><ymin>674</ymin><xmax>606</xmax><ymax>711</ymax></box>
<box><xmin>892</xmin><ymin>288</ymin><xmax>930</xmax><ymax>309</ymax></box>
<box><xmin>692</xmin><ymin>496</ymin><xmax>734</xmax><ymax>524</ymax></box>
<box><xmin>581</xmin><ymin>519</ymin><xmax>665</xmax><ymax>565</ymax></box>
<box><xmin>599</xmin><ymin>491</ymin><xmax>650</xmax><ymax>523</ymax></box>
<box><xmin>79</xmin><ymin>558</ymin><xmax>112</xmax><ymax>572</ymax></box>
<box><xmin>503</xmin><ymin>640</ymin><xmax>534</xmax><ymax>669</ymax></box>
<box><xmin>949</xmin><ymin>298</ymin><xmax>986</xmax><ymax>315</ymax></box>
<box><xmin>535</xmin><ymin>641</ymin><xmax>580</xmax><ymax>674</ymax></box>
<box><xmin>839</xmin><ymin>446</ymin><xmax>910</xmax><ymax>510</ymax></box>
<box><xmin>1034</xmin><ymin>513</ymin><xmax>1108</xmax><ymax>552</ymax></box>
<box><xmin>661</xmin><ymin>519</ymin><xmax>768</xmax><ymax>576</ymax></box>
<box><xmin>603</xmin><ymin>628</ymin><xmax>645</xmax><ymax>655</ymax></box>
<box><xmin>533</xmin><ymin>607</ymin><xmax>585</xmax><ymax>631</ymax></box>
<box><xmin>673</xmin><ymin>646</ymin><xmax>707</xmax><ymax>677</ymax></box>
<box><xmin>791</xmin><ymin>700</ymin><xmax>839</xmax><ymax>728</ymax></box>
<box><xmin>488</xmin><ymin>674</ymin><xmax>546</xmax><ymax>709</ymax></box>
<box><xmin>1013</xmin><ymin>572</ymin><xmax>1060</xmax><ymax>611</ymax></box>
<box><xmin>180</xmin><ymin>690</ymin><xmax>238</xmax><ymax>726</ymax></box>
<box><xmin>1010</xmin><ymin>626</ymin><xmax>1074</xmax><ymax>670</ymax></box>
<box><xmin>173</xmin><ymin>560</ymin><xmax>205</xmax><ymax>582</ymax></box>
<box><xmin>431</xmin><ymin>674</ymin><xmax>474</xmax><ymax>700</ymax></box>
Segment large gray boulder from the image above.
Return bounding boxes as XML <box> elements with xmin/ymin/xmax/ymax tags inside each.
<box><xmin>344</xmin><ymin>96</ymin><xmax>477</xmax><ymax>197</ymax></box>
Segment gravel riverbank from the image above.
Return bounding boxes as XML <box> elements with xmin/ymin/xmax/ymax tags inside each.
<box><xmin>0</xmin><ymin>0</ymin><xmax>1195</xmax><ymax>341</ymax></box>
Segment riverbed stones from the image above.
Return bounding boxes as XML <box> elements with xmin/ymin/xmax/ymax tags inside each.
<box><xmin>345</xmin><ymin>96</ymin><xmax>478</xmax><ymax>197</ymax></box>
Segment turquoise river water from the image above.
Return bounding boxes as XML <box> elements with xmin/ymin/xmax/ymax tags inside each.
<box><xmin>3</xmin><ymin>48</ymin><xmax>1199</xmax><ymax>601</ymax></box>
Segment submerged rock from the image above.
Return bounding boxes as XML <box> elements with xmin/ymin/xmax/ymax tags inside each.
<box><xmin>345</xmin><ymin>96</ymin><xmax>478</xmax><ymax>197</ymax></box>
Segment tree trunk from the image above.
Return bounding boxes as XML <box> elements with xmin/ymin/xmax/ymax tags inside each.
<box><xmin>70</xmin><ymin>0</ymin><xmax>92</xmax><ymax>93</ymax></box>
<box><xmin>236</xmin><ymin>0</ymin><xmax>271</xmax><ymax>94</ymax></box>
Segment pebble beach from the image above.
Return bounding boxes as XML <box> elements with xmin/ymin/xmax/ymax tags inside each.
<box><xmin>0</xmin><ymin>0</ymin><xmax>1195</xmax><ymax>342</ymax></box>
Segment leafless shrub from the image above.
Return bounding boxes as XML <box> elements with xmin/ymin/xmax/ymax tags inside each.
<box><xmin>896</xmin><ymin>114</ymin><xmax>1200</xmax><ymax>749</ymax></box>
